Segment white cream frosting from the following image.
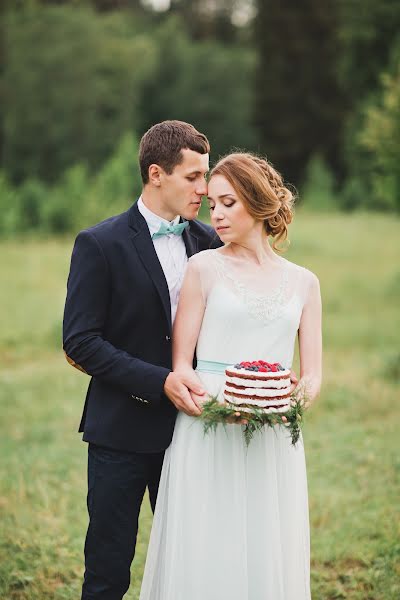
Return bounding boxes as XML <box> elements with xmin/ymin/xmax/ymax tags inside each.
<box><xmin>225</xmin><ymin>375</ymin><xmax>290</xmax><ymax>389</ymax></box>
<box><xmin>224</xmin><ymin>394</ymin><xmax>290</xmax><ymax>407</ymax></box>
<box><xmin>224</xmin><ymin>385</ymin><xmax>290</xmax><ymax>398</ymax></box>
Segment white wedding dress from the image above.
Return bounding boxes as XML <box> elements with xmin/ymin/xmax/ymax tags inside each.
<box><xmin>140</xmin><ymin>249</ymin><xmax>315</xmax><ymax>600</ymax></box>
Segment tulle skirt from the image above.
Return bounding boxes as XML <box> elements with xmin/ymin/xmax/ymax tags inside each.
<box><xmin>139</xmin><ymin>372</ymin><xmax>311</xmax><ymax>600</ymax></box>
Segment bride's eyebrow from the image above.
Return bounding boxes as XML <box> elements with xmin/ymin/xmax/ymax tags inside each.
<box><xmin>207</xmin><ymin>194</ymin><xmax>236</xmax><ymax>200</ymax></box>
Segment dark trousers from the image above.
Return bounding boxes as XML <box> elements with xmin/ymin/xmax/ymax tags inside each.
<box><xmin>81</xmin><ymin>443</ymin><xmax>165</xmax><ymax>600</ymax></box>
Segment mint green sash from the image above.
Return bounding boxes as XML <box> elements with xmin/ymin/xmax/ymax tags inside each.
<box><xmin>196</xmin><ymin>359</ymin><xmax>230</xmax><ymax>375</ymax></box>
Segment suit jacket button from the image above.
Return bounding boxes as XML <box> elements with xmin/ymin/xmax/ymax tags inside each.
<box><xmin>165</xmin><ymin>335</ymin><xmax>171</xmax><ymax>341</ymax></box>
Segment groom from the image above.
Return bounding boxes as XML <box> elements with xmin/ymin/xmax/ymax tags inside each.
<box><xmin>63</xmin><ymin>120</ymin><xmax>222</xmax><ymax>600</ymax></box>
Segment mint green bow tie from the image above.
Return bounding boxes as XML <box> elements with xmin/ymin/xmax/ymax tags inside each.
<box><xmin>152</xmin><ymin>220</ymin><xmax>189</xmax><ymax>240</ymax></box>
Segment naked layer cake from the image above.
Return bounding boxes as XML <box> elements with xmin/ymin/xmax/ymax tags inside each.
<box><xmin>224</xmin><ymin>360</ymin><xmax>292</xmax><ymax>414</ymax></box>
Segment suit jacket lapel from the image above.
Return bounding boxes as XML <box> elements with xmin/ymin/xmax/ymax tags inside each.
<box><xmin>181</xmin><ymin>220</ymin><xmax>199</xmax><ymax>258</ymax></box>
<box><xmin>128</xmin><ymin>203</ymin><xmax>172</xmax><ymax>331</ymax></box>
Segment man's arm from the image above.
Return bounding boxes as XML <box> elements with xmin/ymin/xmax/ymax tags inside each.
<box><xmin>63</xmin><ymin>230</ymin><xmax>170</xmax><ymax>405</ymax></box>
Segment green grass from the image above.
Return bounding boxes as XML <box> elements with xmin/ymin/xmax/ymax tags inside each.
<box><xmin>0</xmin><ymin>212</ymin><xmax>399</xmax><ymax>599</ymax></box>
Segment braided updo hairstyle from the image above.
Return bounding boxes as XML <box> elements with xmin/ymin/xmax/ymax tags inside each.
<box><xmin>210</xmin><ymin>152</ymin><xmax>295</xmax><ymax>251</ymax></box>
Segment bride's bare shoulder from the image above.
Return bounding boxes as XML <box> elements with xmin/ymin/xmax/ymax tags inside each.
<box><xmin>281</xmin><ymin>257</ymin><xmax>319</xmax><ymax>284</ymax></box>
<box><xmin>188</xmin><ymin>248</ymin><xmax>223</xmax><ymax>265</ymax></box>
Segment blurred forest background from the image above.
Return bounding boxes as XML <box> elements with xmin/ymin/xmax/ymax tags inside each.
<box><xmin>1</xmin><ymin>0</ymin><xmax>400</xmax><ymax>235</ymax></box>
<box><xmin>1</xmin><ymin>2</ymin><xmax>400</xmax><ymax>600</ymax></box>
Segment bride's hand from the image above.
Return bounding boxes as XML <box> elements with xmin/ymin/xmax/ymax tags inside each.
<box><xmin>190</xmin><ymin>391</ymin><xmax>209</xmax><ymax>409</ymax></box>
<box><xmin>289</xmin><ymin>369</ymin><xmax>298</xmax><ymax>394</ymax></box>
<box><xmin>226</xmin><ymin>415</ymin><xmax>249</xmax><ymax>425</ymax></box>
<box><xmin>290</xmin><ymin>375</ymin><xmax>314</xmax><ymax>410</ymax></box>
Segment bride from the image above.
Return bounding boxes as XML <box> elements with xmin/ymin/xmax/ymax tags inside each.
<box><xmin>139</xmin><ymin>152</ymin><xmax>322</xmax><ymax>600</ymax></box>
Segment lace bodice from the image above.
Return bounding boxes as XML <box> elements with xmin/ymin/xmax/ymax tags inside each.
<box><xmin>213</xmin><ymin>252</ymin><xmax>290</xmax><ymax>324</ymax></box>
<box><xmin>187</xmin><ymin>248</ymin><xmax>316</xmax><ymax>371</ymax></box>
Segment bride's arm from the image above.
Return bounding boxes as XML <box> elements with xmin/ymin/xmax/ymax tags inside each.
<box><xmin>162</xmin><ymin>260</ymin><xmax>208</xmax><ymax>416</ymax></box>
<box><xmin>297</xmin><ymin>273</ymin><xmax>322</xmax><ymax>407</ymax></box>
<box><xmin>173</xmin><ymin>261</ymin><xmax>206</xmax><ymax>377</ymax></box>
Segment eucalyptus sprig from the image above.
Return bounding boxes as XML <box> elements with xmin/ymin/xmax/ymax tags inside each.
<box><xmin>199</xmin><ymin>390</ymin><xmax>306</xmax><ymax>447</ymax></box>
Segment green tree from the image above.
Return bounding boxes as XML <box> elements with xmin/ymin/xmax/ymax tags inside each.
<box><xmin>138</xmin><ymin>16</ymin><xmax>257</xmax><ymax>162</ymax></box>
<box><xmin>253</xmin><ymin>0</ymin><xmax>345</xmax><ymax>186</ymax></box>
<box><xmin>338</xmin><ymin>1</ymin><xmax>400</xmax><ymax>211</ymax></box>
<box><xmin>168</xmin><ymin>0</ymin><xmax>245</xmax><ymax>42</ymax></box>
<box><xmin>338</xmin><ymin>0</ymin><xmax>400</xmax><ymax>100</ymax></box>
<box><xmin>358</xmin><ymin>44</ymin><xmax>400</xmax><ymax>211</ymax></box>
<box><xmin>2</xmin><ymin>5</ymin><xmax>155</xmax><ymax>183</ymax></box>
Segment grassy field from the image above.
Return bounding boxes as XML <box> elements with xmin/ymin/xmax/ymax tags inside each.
<box><xmin>0</xmin><ymin>212</ymin><xmax>399</xmax><ymax>599</ymax></box>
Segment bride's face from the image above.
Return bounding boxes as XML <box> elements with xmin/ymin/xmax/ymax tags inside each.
<box><xmin>207</xmin><ymin>174</ymin><xmax>261</xmax><ymax>242</ymax></box>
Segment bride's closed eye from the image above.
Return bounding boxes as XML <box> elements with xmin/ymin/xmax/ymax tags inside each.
<box><xmin>208</xmin><ymin>201</ymin><xmax>235</xmax><ymax>211</ymax></box>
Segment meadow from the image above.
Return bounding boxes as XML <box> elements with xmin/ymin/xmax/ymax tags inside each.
<box><xmin>0</xmin><ymin>212</ymin><xmax>399</xmax><ymax>599</ymax></box>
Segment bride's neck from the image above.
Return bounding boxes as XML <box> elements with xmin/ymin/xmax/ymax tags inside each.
<box><xmin>227</xmin><ymin>235</ymin><xmax>277</xmax><ymax>266</ymax></box>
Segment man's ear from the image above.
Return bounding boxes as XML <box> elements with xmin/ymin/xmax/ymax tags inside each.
<box><xmin>148</xmin><ymin>164</ymin><xmax>163</xmax><ymax>187</ymax></box>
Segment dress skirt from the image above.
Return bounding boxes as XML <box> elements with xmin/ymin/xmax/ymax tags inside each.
<box><xmin>139</xmin><ymin>371</ymin><xmax>311</xmax><ymax>600</ymax></box>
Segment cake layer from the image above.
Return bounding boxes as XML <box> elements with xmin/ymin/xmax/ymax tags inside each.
<box><xmin>225</xmin><ymin>403</ymin><xmax>290</xmax><ymax>415</ymax></box>
<box><xmin>224</xmin><ymin>389</ymin><xmax>291</xmax><ymax>401</ymax></box>
<box><xmin>226</xmin><ymin>375</ymin><xmax>290</xmax><ymax>389</ymax></box>
<box><xmin>224</xmin><ymin>393</ymin><xmax>290</xmax><ymax>407</ymax></box>
<box><xmin>225</xmin><ymin>383</ymin><xmax>291</xmax><ymax>398</ymax></box>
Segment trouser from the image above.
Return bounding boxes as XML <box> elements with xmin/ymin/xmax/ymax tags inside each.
<box><xmin>81</xmin><ymin>443</ymin><xmax>165</xmax><ymax>600</ymax></box>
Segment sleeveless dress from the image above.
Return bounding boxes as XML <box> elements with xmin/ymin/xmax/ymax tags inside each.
<box><xmin>139</xmin><ymin>249</ymin><xmax>315</xmax><ymax>600</ymax></box>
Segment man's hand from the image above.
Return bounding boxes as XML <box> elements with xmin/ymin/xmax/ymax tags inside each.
<box><xmin>164</xmin><ymin>372</ymin><xmax>205</xmax><ymax>416</ymax></box>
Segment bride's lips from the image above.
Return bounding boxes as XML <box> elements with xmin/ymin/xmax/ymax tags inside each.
<box><xmin>216</xmin><ymin>226</ymin><xmax>229</xmax><ymax>233</ymax></box>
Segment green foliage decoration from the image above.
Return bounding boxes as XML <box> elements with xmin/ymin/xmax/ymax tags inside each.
<box><xmin>200</xmin><ymin>395</ymin><xmax>304</xmax><ymax>447</ymax></box>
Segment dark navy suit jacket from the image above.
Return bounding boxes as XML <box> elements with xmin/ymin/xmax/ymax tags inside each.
<box><xmin>63</xmin><ymin>202</ymin><xmax>221</xmax><ymax>453</ymax></box>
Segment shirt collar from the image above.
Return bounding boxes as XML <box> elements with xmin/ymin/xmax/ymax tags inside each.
<box><xmin>137</xmin><ymin>196</ymin><xmax>180</xmax><ymax>238</ymax></box>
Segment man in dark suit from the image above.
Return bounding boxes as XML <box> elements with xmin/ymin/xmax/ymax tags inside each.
<box><xmin>63</xmin><ymin>120</ymin><xmax>221</xmax><ymax>600</ymax></box>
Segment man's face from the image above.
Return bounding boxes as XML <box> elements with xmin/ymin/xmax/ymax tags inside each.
<box><xmin>159</xmin><ymin>149</ymin><xmax>209</xmax><ymax>220</ymax></box>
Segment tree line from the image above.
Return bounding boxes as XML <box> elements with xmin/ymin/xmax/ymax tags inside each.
<box><xmin>0</xmin><ymin>0</ymin><xmax>399</xmax><ymax>236</ymax></box>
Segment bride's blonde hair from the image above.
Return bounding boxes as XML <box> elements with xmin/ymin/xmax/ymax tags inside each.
<box><xmin>210</xmin><ymin>152</ymin><xmax>295</xmax><ymax>251</ymax></box>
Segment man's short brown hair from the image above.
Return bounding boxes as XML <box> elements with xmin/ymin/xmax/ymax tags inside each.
<box><xmin>139</xmin><ymin>120</ymin><xmax>210</xmax><ymax>184</ymax></box>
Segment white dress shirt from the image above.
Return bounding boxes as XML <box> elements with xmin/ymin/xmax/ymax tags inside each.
<box><xmin>137</xmin><ymin>197</ymin><xmax>188</xmax><ymax>324</ymax></box>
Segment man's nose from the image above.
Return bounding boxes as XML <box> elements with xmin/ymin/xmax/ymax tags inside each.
<box><xmin>196</xmin><ymin>180</ymin><xmax>208</xmax><ymax>196</ymax></box>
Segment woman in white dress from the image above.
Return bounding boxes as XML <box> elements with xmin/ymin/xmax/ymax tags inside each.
<box><xmin>140</xmin><ymin>152</ymin><xmax>322</xmax><ymax>600</ymax></box>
